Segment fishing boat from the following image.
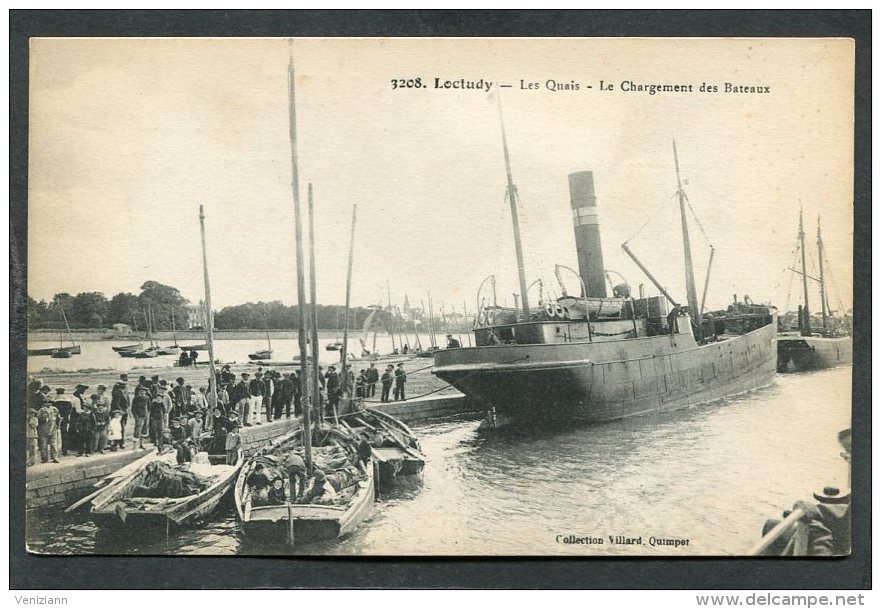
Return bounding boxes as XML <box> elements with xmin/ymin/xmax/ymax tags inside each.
<box><xmin>777</xmin><ymin>211</ymin><xmax>852</xmax><ymax>372</ymax></box>
<box><xmin>112</xmin><ymin>343</ymin><xmax>143</xmax><ymax>353</ymax></box>
<box><xmin>156</xmin><ymin>307</ymin><xmax>182</xmax><ymax>355</ymax></box>
<box><xmin>433</xmin><ymin>108</ymin><xmax>776</xmax><ymax>427</ymax></box>
<box><xmin>29</xmin><ymin>308</ymin><xmax>82</xmax><ymax>357</ymax></box>
<box><xmin>326</xmin><ymin>310</ymin><xmax>343</xmax><ymax>351</ymax></box>
<box><xmin>248</xmin><ymin>314</ymin><xmax>274</xmax><ymax>360</ymax></box>
<box><xmin>234</xmin><ymin>426</ymin><xmax>375</xmax><ymax>544</ymax></box>
<box><xmin>90</xmin><ymin>447</ymin><xmax>243</xmax><ymax>530</ymax></box>
<box><xmin>341</xmin><ymin>405</ymin><xmax>425</xmax><ymax>478</ymax></box>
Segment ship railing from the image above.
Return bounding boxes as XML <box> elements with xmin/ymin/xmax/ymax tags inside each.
<box><xmin>749</xmin><ymin>508</ymin><xmax>809</xmax><ymax>556</ymax></box>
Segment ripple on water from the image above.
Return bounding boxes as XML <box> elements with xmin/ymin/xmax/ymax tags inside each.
<box><xmin>26</xmin><ymin>367</ymin><xmax>851</xmax><ymax>556</ymax></box>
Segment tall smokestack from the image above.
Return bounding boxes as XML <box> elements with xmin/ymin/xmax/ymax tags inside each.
<box><xmin>568</xmin><ymin>171</ymin><xmax>607</xmax><ymax>298</ymax></box>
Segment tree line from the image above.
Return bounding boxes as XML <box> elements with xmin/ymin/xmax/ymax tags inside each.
<box><xmin>28</xmin><ymin>280</ymin><xmax>470</xmax><ymax>332</ymax></box>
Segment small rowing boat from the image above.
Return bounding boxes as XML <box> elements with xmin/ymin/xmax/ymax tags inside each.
<box><xmin>90</xmin><ymin>447</ymin><xmax>243</xmax><ymax>530</ymax></box>
<box><xmin>248</xmin><ymin>349</ymin><xmax>273</xmax><ymax>361</ymax></box>
<box><xmin>112</xmin><ymin>343</ymin><xmax>143</xmax><ymax>353</ymax></box>
<box><xmin>234</xmin><ymin>426</ymin><xmax>375</xmax><ymax>545</ymax></box>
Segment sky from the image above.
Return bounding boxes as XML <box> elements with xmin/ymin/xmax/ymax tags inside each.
<box><xmin>28</xmin><ymin>38</ymin><xmax>854</xmax><ymax>316</ymax></box>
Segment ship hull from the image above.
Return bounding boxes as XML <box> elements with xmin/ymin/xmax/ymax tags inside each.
<box><xmin>776</xmin><ymin>334</ymin><xmax>852</xmax><ymax>372</ymax></box>
<box><xmin>433</xmin><ymin>322</ymin><xmax>777</xmax><ymax>425</ymax></box>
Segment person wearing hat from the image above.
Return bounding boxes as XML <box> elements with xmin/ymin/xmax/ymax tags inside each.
<box><xmin>784</xmin><ymin>428</ymin><xmax>852</xmax><ymax>556</ymax></box>
<box><xmin>37</xmin><ymin>396</ymin><xmax>61</xmax><ymax>463</ymax></box>
<box><xmin>298</xmin><ymin>469</ymin><xmax>337</xmax><ymax>505</ymax></box>
<box><xmin>324</xmin><ymin>366</ymin><xmax>340</xmax><ymax>417</ymax></box>
<box><xmin>224</xmin><ymin>418</ymin><xmax>242</xmax><ymax>465</ymax></box>
<box><xmin>76</xmin><ymin>400</ymin><xmax>97</xmax><ymax>457</ymax></box>
<box><xmin>111</xmin><ymin>374</ymin><xmax>130</xmax><ymax>446</ymax></box>
<box><xmin>95</xmin><ymin>383</ymin><xmax>111</xmax><ymax>414</ymax></box>
<box><xmin>53</xmin><ymin>388</ymin><xmax>77</xmax><ymax>456</ymax></box>
<box><xmin>248</xmin><ymin>372</ymin><xmax>266</xmax><ymax>425</ymax></box>
<box><xmin>366</xmin><ymin>363</ymin><xmax>379</xmax><ymax>398</ymax></box>
<box><xmin>168</xmin><ymin>418</ymin><xmax>186</xmax><ymax>443</ymax></box>
<box><xmin>446</xmin><ymin>334</ymin><xmax>461</xmax><ymax>349</ymax></box>
<box><xmin>148</xmin><ymin>389</ymin><xmax>167</xmax><ymax>446</ymax></box>
<box><xmin>283</xmin><ymin>451</ymin><xmax>308</xmax><ymax>501</ymax></box>
<box><xmin>130</xmin><ymin>384</ymin><xmax>150</xmax><ymax>450</ymax></box>
<box><xmin>380</xmin><ymin>364</ymin><xmax>394</xmax><ymax>403</ymax></box>
<box><xmin>236</xmin><ymin>373</ymin><xmax>252</xmax><ymax>426</ymax></box>
<box><xmin>393</xmin><ymin>363</ymin><xmax>407</xmax><ymax>401</ymax></box>
<box><xmin>91</xmin><ymin>393</ymin><xmax>109</xmax><ymax>454</ymax></box>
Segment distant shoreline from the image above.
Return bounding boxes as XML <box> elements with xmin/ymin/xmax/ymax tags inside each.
<box><xmin>27</xmin><ymin>329</ymin><xmax>346</xmax><ymax>342</ymax></box>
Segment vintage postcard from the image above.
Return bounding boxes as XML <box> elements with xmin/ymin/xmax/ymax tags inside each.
<box><xmin>25</xmin><ymin>37</ymin><xmax>853</xmax><ymax>557</ymax></box>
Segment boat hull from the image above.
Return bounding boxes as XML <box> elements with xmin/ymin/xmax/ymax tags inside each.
<box><xmin>433</xmin><ymin>321</ymin><xmax>777</xmax><ymax>425</ymax></box>
<box><xmin>776</xmin><ymin>334</ymin><xmax>852</xmax><ymax>372</ymax></box>
<box><xmin>90</xmin><ymin>451</ymin><xmax>242</xmax><ymax>531</ymax></box>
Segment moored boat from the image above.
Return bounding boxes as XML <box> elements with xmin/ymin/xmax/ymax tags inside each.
<box><xmin>433</xmin><ymin>115</ymin><xmax>777</xmax><ymax>427</ymax></box>
<box><xmin>234</xmin><ymin>427</ymin><xmax>375</xmax><ymax>545</ymax></box>
<box><xmin>341</xmin><ymin>405</ymin><xmax>425</xmax><ymax>478</ymax></box>
<box><xmin>776</xmin><ymin>211</ymin><xmax>852</xmax><ymax>372</ymax></box>
<box><xmin>90</xmin><ymin>448</ymin><xmax>243</xmax><ymax>530</ymax></box>
<box><xmin>248</xmin><ymin>349</ymin><xmax>273</xmax><ymax>361</ymax></box>
<box><xmin>112</xmin><ymin>343</ymin><xmax>143</xmax><ymax>353</ymax></box>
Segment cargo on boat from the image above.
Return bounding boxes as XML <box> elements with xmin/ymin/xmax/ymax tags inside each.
<box><xmin>433</xmin><ymin>117</ymin><xmax>777</xmax><ymax>427</ymax></box>
<box><xmin>340</xmin><ymin>404</ymin><xmax>426</xmax><ymax>479</ymax></box>
<box><xmin>89</xmin><ymin>447</ymin><xmax>243</xmax><ymax>530</ymax></box>
<box><xmin>234</xmin><ymin>426</ymin><xmax>375</xmax><ymax>545</ymax></box>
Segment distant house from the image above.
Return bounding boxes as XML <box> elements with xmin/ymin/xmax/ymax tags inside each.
<box><xmin>112</xmin><ymin>323</ymin><xmax>131</xmax><ymax>335</ymax></box>
<box><xmin>186</xmin><ymin>301</ymin><xmax>212</xmax><ymax>330</ymax></box>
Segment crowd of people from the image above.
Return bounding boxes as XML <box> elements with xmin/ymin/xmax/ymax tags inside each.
<box><xmin>25</xmin><ymin>360</ymin><xmax>411</xmax><ymax>467</ymax></box>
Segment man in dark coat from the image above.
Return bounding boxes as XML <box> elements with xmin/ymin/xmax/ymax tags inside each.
<box><xmin>366</xmin><ymin>364</ymin><xmax>379</xmax><ymax>398</ymax></box>
<box><xmin>54</xmin><ymin>388</ymin><xmax>77</xmax><ymax>456</ymax></box>
<box><xmin>380</xmin><ymin>365</ymin><xmax>394</xmax><ymax>403</ymax></box>
<box><xmin>111</xmin><ymin>374</ymin><xmax>130</xmax><ymax>445</ymax></box>
<box><xmin>325</xmin><ymin>366</ymin><xmax>340</xmax><ymax>417</ymax></box>
<box><xmin>394</xmin><ymin>363</ymin><xmax>407</xmax><ymax>401</ymax></box>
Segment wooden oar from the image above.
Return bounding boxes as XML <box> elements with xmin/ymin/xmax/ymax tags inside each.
<box><xmin>64</xmin><ymin>486</ymin><xmax>107</xmax><ymax>513</ymax></box>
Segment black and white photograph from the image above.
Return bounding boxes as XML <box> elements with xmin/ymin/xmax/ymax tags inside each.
<box><xmin>22</xmin><ymin>35</ymin><xmax>855</xmax><ymax>559</ymax></box>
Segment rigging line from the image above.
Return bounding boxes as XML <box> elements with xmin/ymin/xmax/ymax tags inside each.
<box><xmin>682</xmin><ymin>192</ymin><xmax>713</xmax><ymax>247</ymax></box>
<box><xmin>623</xmin><ymin>191</ymin><xmax>678</xmax><ymax>245</ymax></box>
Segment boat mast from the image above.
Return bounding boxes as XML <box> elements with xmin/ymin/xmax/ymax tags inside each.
<box><xmin>673</xmin><ymin>139</ymin><xmax>702</xmax><ymax>340</ymax></box>
<box><xmin>340</xmin><ymin>205</ymin><xmax>356</xmax><ymax>401</ymax></box>
<box><xmin>60</xmin><ymin>306</ymin><xmax>75</xmax><ymax>348</ymax></box>
<box><xmin>307</xmin><ymin>183</ymin><xmax>319</xmax><ymax>456</ymax></box>
<box><xmin>497</xmin><ymin>94</ymin><xmax>530</xmax><ymax>322</ymax></box>
<box><xmin>198</xmin><ymin>205</ymin><xmax>219</xmax><ymax>418</ymax></box>
<box><xmin>798</xmin><ymin>206</ymin><xmax>812</xmax><ymax>336</ymax></box>
<box><xmin>170</xmin><ymin>307</ymin><xmax>178</xmax><ymax>346</ymax></box>
<box><xmin>816</xmin><ymin>215</ymin><xmax>828</xmax><ymax>332</ymax></box>
<box><xmin>287</xmin><ymin>46</ymin><xmax>313</xmax><ymax>469</ymax></box>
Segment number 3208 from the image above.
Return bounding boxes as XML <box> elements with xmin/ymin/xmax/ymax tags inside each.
<box><xmin>391</xmin><ymin>78</ymin><xmax>424</xmax><ymax>90</ymax></box>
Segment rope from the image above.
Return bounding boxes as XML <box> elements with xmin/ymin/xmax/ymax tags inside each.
<box><xmin>683</xmin><ymin>192</ymin><xmax>713</xmax><ymax>247</ymax></box>
<box><xmin>623</xmin><ymin>191</ymin><xmax>677</xmax><ymax>245</ymax></box>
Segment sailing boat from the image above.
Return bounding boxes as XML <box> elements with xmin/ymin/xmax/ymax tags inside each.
<box><xmin>432</xmin><ymin>100</ymin><xmax>777</xmax><ymax>427</ymax></box>
<box><xmin>133</xmin><ymin>307</ymin><xmax>160</xmax><ymax>358</ymax></box>
<box><xmin>777</xmin><ymin>212</ymin><xmax>853</xmax><ymax>372</ymax></box>
<box><xmin>326</xmin><ymin>309</ymin><xmax>343</xmax><ymax>351</ymax></box>
<box><xmin>157</xmin><ymin>307</ymin><xmax>182</xmax><ymax>355</ymax></box>
<box><xmin>248</xmin><ymin>313</ymin><xmax>274</xmax><ymax>360</ymax></box>
<box><xmin>45</xmin><ymin>307</ymin><xmax>81</xmax><ymax>358</ymax></box>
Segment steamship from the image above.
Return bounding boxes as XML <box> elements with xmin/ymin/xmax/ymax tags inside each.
<box><xmin>432</xmin><ymin>107</ymin><xmax>777</xmax><ymax>426</ymax></box>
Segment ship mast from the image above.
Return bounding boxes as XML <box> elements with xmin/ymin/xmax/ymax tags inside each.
<box><xmin>673</xmin><ymin>139</ymin><xmax>702</xmax><ymax>341</ymax></box>
<box><xmin>798</xmin><ymin>206</ymin><xmax>812</xmax><ymax>336</ymax></box>
<box><xmin>286</xmin><ymin>43</ymin><xmax>312</xmax><ymax>471</ymax></box>
<box><xmin>816</xmin><ymin>215</ymin><xmax>828</xmax><ymax>332</ymax></box>
<box><xmin>497</xmin><ymin>94</ymin><xmax>530</xmax><ymax>322</ymax></box>
<box><xmin>198</xmin><ymin>205</ymin><xmax>219</xmax><ymax>419</ymax></box>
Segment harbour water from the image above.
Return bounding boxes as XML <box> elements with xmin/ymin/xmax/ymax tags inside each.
<box><xmin>25</xmin><ymin>365</ymin><xmax>851</xmax><ymax>556</ymax></box>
